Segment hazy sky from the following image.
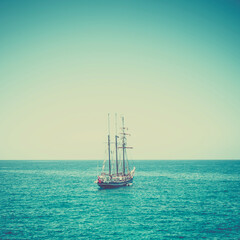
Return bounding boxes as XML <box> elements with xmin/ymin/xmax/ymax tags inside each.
<box><xmin>1</xmin><ymin>0</ymin><xmax>240</xmax><ymax>160</ymax></box>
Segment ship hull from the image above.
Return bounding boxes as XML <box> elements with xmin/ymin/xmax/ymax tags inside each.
<box><xmin>98</xmin><ymin>178</ymin><xmax>133</xmax><ymax>189</ymax></box>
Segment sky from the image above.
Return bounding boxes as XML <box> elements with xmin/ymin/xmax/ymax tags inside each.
<box><xmin>0</xmin><ymin>0</ymin><xmax>240</xmax><ymax>160</ymax></box>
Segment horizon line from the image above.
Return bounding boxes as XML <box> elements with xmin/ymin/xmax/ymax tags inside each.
<box><xmin>0</xmin><ymin>159</ymin><xmax>239</xmax><ymax>161</ymax></box>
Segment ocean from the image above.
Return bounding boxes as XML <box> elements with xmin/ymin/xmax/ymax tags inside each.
<box><xmin>0</xmin><ymin>160</ymin><xmax>239</xmax><ymax>239</ymax></box>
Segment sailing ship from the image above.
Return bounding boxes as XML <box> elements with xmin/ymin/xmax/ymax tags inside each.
<box><xmin>95</xmin><ymin>115</ymin><xmax>135</xmax><ymax>189</ymax></box>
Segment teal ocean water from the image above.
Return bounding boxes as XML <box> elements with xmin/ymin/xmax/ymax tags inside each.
<box><xmin>0</xmin><ymin>160</ymin><xmax>239</xmax><ymax>239</ymax></box>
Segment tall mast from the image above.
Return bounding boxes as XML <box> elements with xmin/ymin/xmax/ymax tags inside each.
<box><xmin>122</xmin><ymin>116</ymin><xmax>125</xmax><ymax>176</ymax></box>
<box><xmin>115</xmin><ymin>113</ymin><xmax>119</xmax><ymax>176</ymax></box>
<box><xmin>108</xmin><ymin>114</ymin><xmax>111</xmax><ymax>176</ymax></box>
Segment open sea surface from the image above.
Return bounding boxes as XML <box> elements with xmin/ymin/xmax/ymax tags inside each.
<box><xmin>0</xmin><ymin>160</ymin><xmax>239</xmax><ymax>239</ymax></box>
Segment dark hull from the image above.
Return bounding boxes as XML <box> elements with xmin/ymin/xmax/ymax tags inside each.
<box><xmin>98</xmin><ymin>178</ymin><xmax>133</xmax><ymax>189</ymax></box>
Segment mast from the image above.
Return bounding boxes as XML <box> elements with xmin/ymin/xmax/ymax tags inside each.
<box><xmin>122</xmin><ymin>116</ymin><xmax>125</xmax><ymax>176</ymax></box>
<box><xmin>115</xmin><ymin>113</ymin><xmax>119</xmax><ymax>176</ymax></box>
<box><xmin>108</xmin><ymin>114</ymin><xmax>111</xmax><ymax>176</ymax></box>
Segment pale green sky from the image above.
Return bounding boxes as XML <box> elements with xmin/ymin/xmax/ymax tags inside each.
<box><xmin>0</xmin><ymin>0</ymin><xmax>240</xmax><ymax>160</ymax></box>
